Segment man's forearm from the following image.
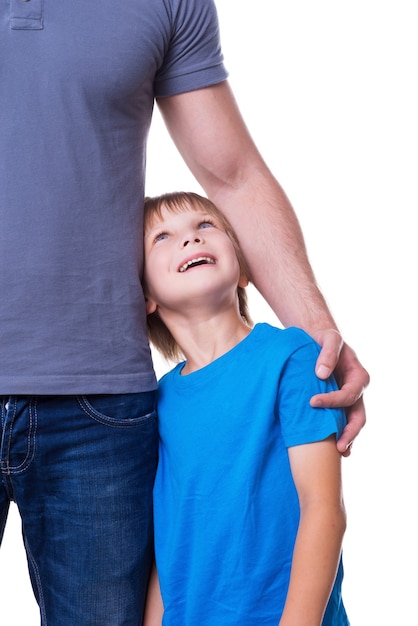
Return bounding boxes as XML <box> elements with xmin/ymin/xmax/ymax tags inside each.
<box><xmin>158</xmin><ymin>82</ymin><xmax>337</xmax><ymax>334</ymax></box>
<box><xmin>210</xmin><ymin>165</ymin><xmax>337</xmax><ymax>334</ymax></box>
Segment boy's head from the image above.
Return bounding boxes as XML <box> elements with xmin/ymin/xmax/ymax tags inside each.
<box><xmin>143</xmin><ymin>191</ymin><xmax>253</xmax><ymax>361</ymax></box>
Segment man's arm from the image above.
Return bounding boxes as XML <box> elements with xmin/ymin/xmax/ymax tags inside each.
<box><xmin>157</xmin><ymin>81</ymin><xmax>369</xmax><ymax>452</ymax></box>
<box><xmin>280</xmin><ymin>437</ymin><xmax>346</xmax><ymax>625</ymax></box>
<box><xmin>158</xmin><ymin>82</ymin><xmax>324</xmax><ymax>329</ymax></box>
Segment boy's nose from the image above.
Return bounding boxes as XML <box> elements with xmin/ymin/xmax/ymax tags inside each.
<box><xmin>183</xmin><ymin>235</ymin><xmax>202</xmax><ymax>247</ymax></box>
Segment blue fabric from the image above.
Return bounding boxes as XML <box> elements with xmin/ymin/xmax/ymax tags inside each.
<box><xmin>0</xmin><ymin>0</ymin><xmax>227</xmax><ymax>394</ymax></box>
<box><xmin>0</xmin><ymin>393</ymin><xmax>158</xmax><ymax>625</ymax></box>
<box><xmin>153</xmin><ymin>324</ymin><xmax>349</xmax><ymax>625</ymax></box>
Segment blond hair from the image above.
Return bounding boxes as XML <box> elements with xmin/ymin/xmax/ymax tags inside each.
<box><xmin>144</xmin><ymin>192</ymin><xmax>253</xmax><ymax>362</ymax></box>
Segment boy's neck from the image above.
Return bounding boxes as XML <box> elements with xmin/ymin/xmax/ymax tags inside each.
<box><xmin>166</xmin><ymin>309</ymin><xmax>251</xmax><ymax>374</ymax></box>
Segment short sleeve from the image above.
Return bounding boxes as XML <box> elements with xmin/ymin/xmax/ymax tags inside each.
<box><xmin>154</xmin><ymin>0</ymin><xmax>228</xmax><ymax>97</ymax></box>
<box><xmin>277</xmin><ymin>341</ymin><xmax>347</xmax><ymax>447</ymax></box>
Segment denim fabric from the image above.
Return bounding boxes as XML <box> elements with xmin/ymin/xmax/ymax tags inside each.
<box><xmin>0</xmin><ymin>393</ymin><xmax>158</xmax><ymax>625</ymax></box>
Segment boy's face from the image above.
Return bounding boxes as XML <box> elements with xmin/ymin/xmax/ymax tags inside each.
<box><xmin>143</xmin><ymin>204</ymin><xmax>246</xmax><ymax>315</ymax></box>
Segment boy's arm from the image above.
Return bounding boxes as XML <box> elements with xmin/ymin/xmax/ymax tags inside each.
<box><xmin>143</xmin><ymin>562</ymin><xmax>164</xmax><ymax>626</ymax></box>
<box><xmin>279</xmin><ymin>436</ymin><xmax>346</xmax><ymax>626</ymax></box>
<box><xmin>157</xmin><ymin>81</ymin><xmax>369</xmax><ymax>454</ymax></box>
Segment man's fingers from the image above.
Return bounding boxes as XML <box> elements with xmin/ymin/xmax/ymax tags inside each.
<box><xmin>310</xmin><ymin>331</ymin><xmax>369</xmax><ymax>457</ymax></box>
<box><xmin>310</xmin><ymin>392</ymin><xmax>367</xmax><ymax>456</ymax></box>
<box><xmin>310</xmin><ymin>383</ymin><xmax>363</xmax><ymax>409</ymax></box>
<box><xmin>338</xmin><ymin>397</ymin><xmax>366</xmax><ymax>454</ymax></box>
<box><xmin>312</xmin><ymin>329</ymin><xmax>344</xmax><ymax>380</ymax></box>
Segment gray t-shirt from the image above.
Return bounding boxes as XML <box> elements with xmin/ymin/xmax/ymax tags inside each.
<box><xmin>0</xmin><ymin>0</ymin><xmax>227</xmax><ymax>394</ymax></box>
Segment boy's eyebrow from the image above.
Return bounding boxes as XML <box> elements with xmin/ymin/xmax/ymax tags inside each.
<box><xmin>144</xmin><ymin>219</ymin><xmax>165</xmax><ymax>236</ymax></box>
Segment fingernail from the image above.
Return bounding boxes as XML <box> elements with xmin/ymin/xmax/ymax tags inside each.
<box><xmin>316</xmin><ymin>364</ymin><xmax>331</xmax><ymax>378</ymax></box>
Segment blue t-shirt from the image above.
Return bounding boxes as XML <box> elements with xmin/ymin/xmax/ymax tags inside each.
<box><xmin>0</xmin><ymin>0</ymin><xmax>227</xmax><ymax>394</ymax></box>
<box><xmin>153</xmin><ymin>324</ymin><xmax>349</xmax><ymax>625</ymax></box>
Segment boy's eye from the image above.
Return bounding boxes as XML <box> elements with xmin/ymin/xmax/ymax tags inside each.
<box><xmin>154</xmin><ymin>232</ymin><xmax>168</xmax><ymax>243</ymax></box>
<box><xmin>199</xmin><ymin>220</ymin><xmax>215</xmax><ymax>230</ymax></box>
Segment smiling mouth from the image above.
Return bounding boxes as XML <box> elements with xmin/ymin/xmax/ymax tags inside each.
<box><xmin>179</xmin><ymin>257</ymin><xmax>216</xmax><ymax>273</ymax></box>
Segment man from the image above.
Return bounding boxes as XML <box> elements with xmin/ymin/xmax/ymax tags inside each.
<box><xmin>0</xmin><ymin>1</ymin><xmax>368</xmax><ymax>624</ymax></box>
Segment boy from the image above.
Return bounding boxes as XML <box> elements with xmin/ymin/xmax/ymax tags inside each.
<box><xmin>143</xmin><ymin>191</ymin><xmax>349</xmax><ymax>625</ymax></box>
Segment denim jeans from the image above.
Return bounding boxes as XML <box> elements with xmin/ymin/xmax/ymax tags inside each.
<box><xmin>0</xmin><ymin>393</ymin><xmax>158</xmax><ymax>625</ymax></box>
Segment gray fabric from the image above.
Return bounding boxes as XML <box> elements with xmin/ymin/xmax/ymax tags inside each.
<box><xmin>0</xmin><ymin>0</ymin><xmax>227</xmax><ymax>393</ymax></box>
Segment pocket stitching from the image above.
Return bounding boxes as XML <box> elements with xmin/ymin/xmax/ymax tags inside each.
<box><xmin>76</xmin><ymin>396</ymin><xmax>156</xmax><ymax>429</ymax></box>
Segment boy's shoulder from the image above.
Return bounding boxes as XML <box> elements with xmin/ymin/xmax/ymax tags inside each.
<box><xmin>254</xmin><ymin>323</ymin><xmax>319</xmax><ymax>352</ymax></box>
<box><xmin>246</xmin><ymin>324</ymin><xmax>323</xmax><ymax>373</ymax></box>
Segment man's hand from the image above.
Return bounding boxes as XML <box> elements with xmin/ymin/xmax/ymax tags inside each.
<box><xmin>310</xmin><ymin>329</ymin><xmax>370</xmax><ymax>457</ymax></box>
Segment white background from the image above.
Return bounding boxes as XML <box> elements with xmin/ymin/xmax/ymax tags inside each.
<box><xmin>1</xmin><ymin>1</ymin><xmax>417</xmax><ymax>623</ymax></box>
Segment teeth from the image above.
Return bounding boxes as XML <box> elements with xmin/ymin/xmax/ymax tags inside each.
<box><xmin>179</xmin><ymin>257</ymin><xmax>215</xmax><ymax>272</ymax></box>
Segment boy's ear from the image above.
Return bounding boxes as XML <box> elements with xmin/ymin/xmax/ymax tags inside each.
<box><xmin>145</xmin><ymin>295</ymin><xmax>158</xmax><ymax>315</ymax></box>
<box><xmin>238</xmin><ymin>274</ymin><xmax>249</xmax><ymax>288</ymax></box>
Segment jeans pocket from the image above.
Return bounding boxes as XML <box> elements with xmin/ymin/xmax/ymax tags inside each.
<box><xmin>77</xmin><ymin>392</ymin><xmax>157</xmax><ymax>428</ymax></box>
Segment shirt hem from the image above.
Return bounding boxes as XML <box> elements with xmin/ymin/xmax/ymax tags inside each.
<box><xmin>154</xmin><ymin>65</ymin><xmax>228</xmax><ymax>98</ymax></box>
<box><xmin>0</xmin><ymin>373</ymin><xmax>158</xmax><ymax>396</ymax></box>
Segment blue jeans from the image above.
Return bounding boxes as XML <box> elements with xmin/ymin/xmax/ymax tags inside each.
<box><xmin>0</xmin><ymin>393</ymin><xmax>158</xmax><ymax>625</ymax></box>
